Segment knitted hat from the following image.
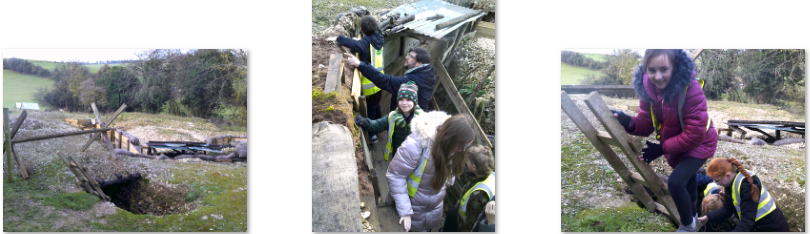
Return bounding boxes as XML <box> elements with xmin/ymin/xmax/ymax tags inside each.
<box><xmin>397</xmin><ymin>81</ymin><xmax>418</xmax><ymax>103</ymax></box>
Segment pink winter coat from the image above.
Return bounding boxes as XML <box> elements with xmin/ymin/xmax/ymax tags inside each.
<box><xmin>386</xmin><ymin>111</ymin><xmax>453</xmax><ymax>232</ymax></box>
<box><xmin>626</xmin><ymin>53</ymin><xmax>718</xmax><ymax>167</ymax></box>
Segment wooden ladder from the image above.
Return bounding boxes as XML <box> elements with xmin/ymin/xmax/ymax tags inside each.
<box><xmin>561</xmin><ymin>91</ymin><xmax>681</xmax><ymax>226</ymax></box>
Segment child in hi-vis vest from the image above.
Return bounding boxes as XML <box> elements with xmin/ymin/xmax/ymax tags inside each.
<box><xmin>355</xmin><ymin>81</ymin><xmax>422</xmax><ymax>161</ymax></box>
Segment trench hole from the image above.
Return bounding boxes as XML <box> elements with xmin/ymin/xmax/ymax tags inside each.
<box><xmin>100</xmin><ymin>176</ymin><xmax>198</xmax><ymax>216</ymax></box>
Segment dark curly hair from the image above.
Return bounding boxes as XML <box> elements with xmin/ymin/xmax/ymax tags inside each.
<box><xmin>633</xmin><ymin>49</ymin><xmax>696</xmax><ymax>104</ymax></box>
<box><xmin>360</xmin><ymin>16</ymin><xmax>378</xmax><ymax>36</ymax></box>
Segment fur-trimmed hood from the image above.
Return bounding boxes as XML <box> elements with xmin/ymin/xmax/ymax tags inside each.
<box><xmin>409</xmin><ymin>111</ymin><xmax>450</xmax><ymax>147</ymax></box>
<box><xmin>633</xmin><ymin>49</ymin><xmax>696</xmax><ymax>104</ymax></box>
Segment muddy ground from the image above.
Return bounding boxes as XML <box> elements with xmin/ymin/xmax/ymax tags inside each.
<box><xmin>561</xmin><ymin>94</ymin><xmax>805</xmax><ymax>232</ymax></box>
<box><xmin>3</xmin><ymin>111</ymin><xmax>247</xmax><ymax>232</ymax></box>
<box><xmin>312</xmin><ymin>23</ymin><xmax>374</xmax><ymax>198</ymax></box>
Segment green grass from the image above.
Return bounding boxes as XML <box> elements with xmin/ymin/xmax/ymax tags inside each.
<box><xmin>561</xmin><ymin>62</ymin><xmax>605</xmax><ymax>85</ymax></box>
<box><xmin>581</xmin><ymin>53</ymin><xmax>609</xmax><ymax>62</ymax></box>
<box><xmin>561</xmin><ymin>205</ymin><xmax>674</xmax><ymax>232</ymax></box>
<box><xmin>2</xmin><ymin>69</ymin><xmax>55</xmax><ymax>109</ymax></box>
<box><xmin>43</xmin><ymin>193</ymin><xmax>100</xmax><ymax>211</ymax></box>
<box><xmin>26</xmin><ymin>59</ymin><xmax>124</xmax><ymax>74</ymax></box>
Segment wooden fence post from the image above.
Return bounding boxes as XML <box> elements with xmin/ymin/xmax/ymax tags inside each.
<box><xmin>4</xmin><ymin>108</ymin><xmax>13</xmax><ymax>183</ymax></box>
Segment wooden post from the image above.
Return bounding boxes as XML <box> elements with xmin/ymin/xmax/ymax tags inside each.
<box><xmin>90</xmin><ymin>103</ymin><xmax>119</xmax><ymax>160</ymax></box>
<box><xmin>466</xmin><ymin>65</ymin><xmax>495</xmax><ymax>106</ymax></box>
<box><xmin>9</xmin><ymin>110</ymin><xmax>27</xmax><ymax>139</ymax></box>
<box><xmin>4</xmin><ymin>108</ymin><xmax>14</xmax><ymax>183</ymax></box>
<box><xmin>117</xmin><ymin>131</ymin><xmax>123</xmax><ymax>149</ymax></box>
<box><xmin>79</xmin><ymin>103</ymin><xmax>126</xmax><ymax>152</ymax></box>
<box><xmin>11</xmin><ymin>147</ymin><xmax>28</xmax><ymax>179</ymax></box>
<box><xmin>583</xmin><ymin>92</ymin><xmax>680</xmax><ymax>225</ymax></box>
<box><xmin>561</xmin><ymin>92</ymin><xmax>657</xmax><ymax>212</ymax></box>
<box><xmin>433</xmin><ymin>62</ymin><xmax>492</xmax><ymax>149</ymax></box>
<box><xmin>57</xmin><ymin>152</ymin><xmax>109</xmax><ymax>201</ymax></box>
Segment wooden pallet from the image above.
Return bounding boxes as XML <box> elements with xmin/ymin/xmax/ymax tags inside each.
<box><xmin>561</xmin><ymin>91</ymin><xmax>681</xmax><ymax>226</ymax></box>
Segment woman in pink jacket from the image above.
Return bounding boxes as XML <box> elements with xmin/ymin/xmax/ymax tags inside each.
<box><xmin>612</xmin><ymin>49</ymin><xmax>718</xmax><ymax>232</ymax></box>
<box><xmin>386</xmin><ymin>112</ymin><xmax>475</xmax><ymax>231</ymax></box>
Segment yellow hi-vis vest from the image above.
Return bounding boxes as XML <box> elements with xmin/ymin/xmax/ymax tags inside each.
<box><xmin>406</xmin><ymin>147</ymin><xmax>429</xmax><ymax>197</ymax></box>
<box><xmin>731</xmin><ymin>172</ymin><xmax>777</xmax><ymax>222</ymax></box>
<box><xmin>650</xmin><ymin>78</ymin><xmax>711</xmax><ymax>140</ymax></box>
<box><xmin>383</xmin><ymin>109</ymin><xmax>422</xmax><ymax>161</ymax></box>
<box><xmin>703</xmin><ymin>182</ymin><xmax>722</xmax><ymax>196</ymax></box>
<box><xmin>459</xmin><ymin>172</ymin><xmax>495</xmax><ymax>220</ymax></box>
<box><xmin>361</xmin><ymin>44</ymin><xmax>384</xmax><ymax>96</ymax></box>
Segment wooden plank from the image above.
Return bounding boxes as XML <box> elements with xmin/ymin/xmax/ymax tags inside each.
<box><xmin>325</xmin><ymin>53</ymin><xmax>344</xmax><ymax>93</ymax></box>
<box><xmin>742</xmin><ymin>126</ymin><xmax>776</xmax><ymax>142</ymax></box>
<box><xmin>382</xmin><ymin>35</ymin><xmax>401</xmax><ymax>70</ymax></box>
<box><xmin>560</xmin><ymin>92</ymin><xmax>657</xmax><ymax>212</ymax></box>
<box><xmin>691</xmin><ymin>49</ymin><xmax>704</xmax><ymax>60</ymax></box>
<box><xmin>433</xmin><ymin>62</ymin><xmax>493</xmax><ymax>149</ymax></box>
<box><xmin>117</xmin><ymin>131</ymin><xmax>123</xmax><ymax>149</ymax></box>
<box><xmin>596</xmin><ymin>130</ymin><xmax>644</xmax><ymax>155</ymax></box>
<box><xmin>368</xmin><ymin>131</ymin><xmax>405</xmax><ymax>232</ymax></box>
<box><xmin>10</xmin><ymin>147</ymin><xmax>28</xmax><ymax>179</ymax></box>
<box><xmin>10</xmin><ymin>110</ymin><xmax>27</xmax><ymax>139</ymax></box>
<box><xmin>475</xmin><ymin>21</ymin><xmax>495</xmax><ymax>39</ymax></box>
<box><xmin>561</xmin><ymin>85</ymin><xmax>635</xmax><ymax>94</ymax></box>
<box><xmin>584</xmin><ymin>92</ymin><xmax>680</xmax><ymax>225</ymax></box>
<box><xmin>57</xmin><ymin>153</ymin><xmax>93</xmax><ymax>194</ymax></box>
<box><xmin>80</xmin><ymin>104</ymin><xmax>127</xmax><ymax>152</ymax></box>
<box><xmin>729</xmin><ymin>125</ymin><xmax>747</xmax><ymax>140</ymax></box>
<box><xmin>466</xmin><ymin>65</ymin><xmax>495</xmax><ymax>105</ymax></box>
<box><xmin>90</xmin><ymin>103</ymin><xmax>119</xmax><ymax>161</ymax></box>
<box><xmin>4</xmin><ymin>108</ymin><xmax>14</xmax><ymax>183</ymax></box>
<box><xmin>13</xmin><ymin>128</ymin><xmax>112</xmax><ymax>144</ymax></box>
<box><xmin>727</xmin><ymin>119</ymin><xmax>805</xmax><ymax>127</ymax></box>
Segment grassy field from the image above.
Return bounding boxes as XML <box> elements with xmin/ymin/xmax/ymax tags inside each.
<box><xmin>582</xmin><ymin>53</ymin><xmax>608</xmax><ymax>62</ymax></box>
<box><xmin>28</xmin><ymin>59</ymin><xmax>124</xmax><ymax>74</ymax></box>
<box><xmin>2</xmin><ymin>69</ymin><xmax>55</xmax><ymax>109</ymax></box>
<box><xmin>561</xmin><ymin>62</ymin><xmax>605</xmax><ymax>85</ymax></box>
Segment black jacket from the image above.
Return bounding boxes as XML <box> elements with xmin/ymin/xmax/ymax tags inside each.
<box><xmin>707</xmin><ymin>176</ymin><xmax>790</xmax><ymax>231</ymax></box>
<box><xmin>336</xmin><ymin>31</ymin><xmax>384</xmax><ymax>63</ymax></box>
<box><xmin>358</xmin><ymin>63</ymin><xmax>436</xmax><ymax>111</ymax></box>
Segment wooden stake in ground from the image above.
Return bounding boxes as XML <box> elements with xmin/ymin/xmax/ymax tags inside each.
<box><xmin>9</xmin><ymin>110</ymin><xmax>27</xmax><ymax>139</ymax></box>
<box><xmin>4</xmin><ymin>109</ymin><xmax>29</xmax><ymax>179</ymax></box>
<box><xmin>79</xmin><ymin>103</ymin><xmax>126</xmax><ymax>152</ymax></box>
<box><xmin>89</xmin><ymin>103</ymin><xmax>119</xmax><ymax>160</ymax></box>
<box><xmin>4</xmin><ymin>108</ymin><xmax>14</xmax><ymax>183</ymax></box>
<box><xmin>57</xmin><ymin>152</ymin><xmax>110</xmax><ymax>201</ymax></box>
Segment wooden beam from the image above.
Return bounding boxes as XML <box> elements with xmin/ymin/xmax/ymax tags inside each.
<box><xmin>80</xmin><ymin>104</ymin><xmax>127</xmax><ymax>152</ymax></box>
<box><xmin>466</xmin><ymin>64</ymin><xmax>495</xmax><ymax>105</ymax></box>
<box><xmin>10</xmin><ymin>110</ymin><xmax>27</xmax><ymax>139</ymax></box>
<box><xmin>691</xmin><ymin>49</ymin><xmax>704</xmax><ymax>60</ymax></box>
<box><xmin>4</xmin><ymin>108</ymin><xmax>14</xmax><ymax>183</ymax></box>
<box><xmin>11</xmin><ymin>147</ymin><xmax>28</xmax><ymax>179</ymax></box>
<box><xmin>583</xmin><ymin>92</ymin><xmax>680</xmax><ymax>225</ymax></box>
<box><xmin>13</xmin><ymin>128</ymin><xmax>112</xmax><ymax>144</ymax></box>
<box><xmin>325</xmin><ymin>52</ymin><xmax>344</xmax><ymax>93</ymax></box>
<box><xmin>475</xmin><ymin>21</ymin><xmax>495</xmax><ymax>39</ymax></box>
<box><xmin>728</xmin><ymin>119</ymin><xmax>805</xmax><ymax>127</ymax></box>
<box><xmin>561</xmin><ymin>92</ymin><xmax>657</xmax><ymax>213</ymax></box>
<box><xmin>560</xmin><ymin>85</ymin><xmax>635</xmax><ymax>94</ymax></box>
<box><xmin>90</xmin><ymin>103</ymin><xmax>119</xmax><ymax>160</ymax></box>
<box><xmin>433</xmin><ymin>62</ymin><xmax>493</xmax><ymax>149</ymax></box>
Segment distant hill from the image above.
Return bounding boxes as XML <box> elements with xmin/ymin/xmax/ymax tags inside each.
<box><xmin>23</xmin><ymin>59</ymin><xmax>125</xmax><ymax>73</ymax></box>
<box><xmin>2</xmin><ymin>69</ymin><xmax>55</xmax><ymax>109</ymax></box>
<box><xmin>561</xmin><ymin>62</ymin><xmax>605</xmax><ymax>85</ymax></box>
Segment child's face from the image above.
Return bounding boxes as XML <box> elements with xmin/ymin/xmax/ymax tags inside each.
<box><xmin>711</xmin><ymin>172</ymin><xmax>734</xmax><ymax>187</ymax></box>
<box><xmin>398</xmin><ymin>98</ymin><xmax>414</xmax><ymax>112</ymax></box>
<box><xmin>646</xmin><ymin>54</ymin><xmax>673</xmax><ymax>90</ymax></box>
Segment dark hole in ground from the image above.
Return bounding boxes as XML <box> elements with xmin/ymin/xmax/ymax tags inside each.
<box><xmin>101</xmin><ymin>177</ymin><xmax>197</xmax><ymax>216</ymax></box>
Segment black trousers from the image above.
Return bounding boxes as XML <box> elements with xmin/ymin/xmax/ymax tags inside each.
<box><xmin>367</xmin><ymin>91</ymin><xmax>382</xmax><ymax>120</ymax></box>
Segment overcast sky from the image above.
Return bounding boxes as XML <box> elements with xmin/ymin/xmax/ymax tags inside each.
<box><xmin>3</xmin><ymin>49</ymin><xmax>153</xmax><ymax>63</ymax></box>
<box><xmin>564</xmin><ymin>49</ymin><xmax>646</xmax><ymax>57</ymax></box>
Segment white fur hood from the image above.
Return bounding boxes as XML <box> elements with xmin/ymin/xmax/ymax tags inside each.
<box><xmin>409</xmin><ymin>111</ymin><xmax>450</xmax><ymax>147</ymax></box>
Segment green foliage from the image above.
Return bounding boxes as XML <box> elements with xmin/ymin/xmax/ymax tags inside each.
<box><xmin>741</xmin><ymin>49</ymin><xmax>805</xmax><ymax>104</ymax></box>
<box><xmin>561</xmin><ymin>50</ymin><xmax>607</xmax><ymax>70</ymax></box>
<box><xmin>3</xmin><ymin>58</ymin><xmax>51</xmax><ymax>77</ymax></box>
<box><xmin>43</xmin><ymin>192</ymin><xmax>100</xmax><ymax>211</ymax></box>
<box><xmin>325</xmin><ymin>105</ymin><xmax>335</xmax><ymax>112</ymax></box>
<box><xmin>561</xmin><ymin>205</ymin><xmax>674</xmax><ymax>232</ymax></box>
<box><xmin>599</xmin><ymin>49</ymin><xmax>641</xmax><ymax>85</ymax></box>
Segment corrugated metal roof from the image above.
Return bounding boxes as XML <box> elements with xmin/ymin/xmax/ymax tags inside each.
<box><xmin>387</xmin><ymin>0</ymin><xmax>484</xmax><ymax>39</ymax></box>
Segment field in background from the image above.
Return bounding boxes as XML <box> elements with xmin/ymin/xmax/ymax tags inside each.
<box><xmin>581</xmin><ymin>52</ymin><xmax>608</xmax><ymax>62</ymax></box>
<box><xmin>29</xmin><ymin>59</ymin><xmax>124</xmax><ymax>74</ymax></box>
<box><xmin>3</xmin><ymin>69</ymin><xmax>55</xmax><ymax>109</ymax></box>
<box><xmin>561</xmin><ymin>63</ymin><xmax>605</xmax><ymax>85</ymax></box>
